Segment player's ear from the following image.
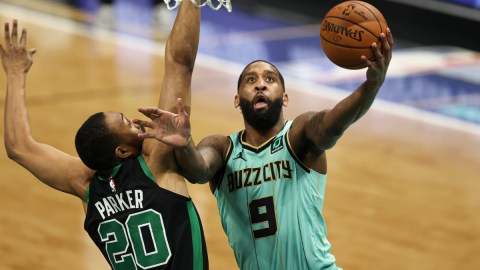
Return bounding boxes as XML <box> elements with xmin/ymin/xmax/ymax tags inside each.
<box><xmin>283</xmin><ymin>93</ymin><xmax>289</xmax><ymax>107</ymax></box>
<box><xmin>115</xmin><ymin>145</ymin><xmax>134</xmax><ymax>159</ymax></box>
<box><xmin>234</xmin><ymin>94</ymin><xmax>240</xmax><ymax>108</ymax></box>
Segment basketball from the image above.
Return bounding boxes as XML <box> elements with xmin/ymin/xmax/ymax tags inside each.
<box><xmin>320</xmin><ymin>1</ymin><xmax>388</xmax><ymax>69</ymax></box>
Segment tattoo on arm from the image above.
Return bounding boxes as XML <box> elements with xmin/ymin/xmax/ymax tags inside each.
<box><xmin>307</xmin><ymin>111</ymin><xmax>342</xmax><ymax>150</ymax></box>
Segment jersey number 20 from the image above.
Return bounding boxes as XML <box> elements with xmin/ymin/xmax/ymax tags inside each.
<box><xmin>98</xmin><ymin>209</ymin><xmax>171</xmax><ymax>270</ymax></box>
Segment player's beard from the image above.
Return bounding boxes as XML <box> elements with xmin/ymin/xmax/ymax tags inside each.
<box><xmin>239</xmin><ymin>96</ymin><xmax>283</xmax><ymax>132</ymax></box>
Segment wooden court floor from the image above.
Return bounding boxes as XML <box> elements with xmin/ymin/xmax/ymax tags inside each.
<box><xmin>1</xmin><ymin>3</ymin><xmax>480</xmax><ymax>270</ymax></box>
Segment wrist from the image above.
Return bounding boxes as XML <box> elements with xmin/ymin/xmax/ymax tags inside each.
<box><xmin>7</xmin><ymin>71</ymin><xmax>27</xmax><ymax>79</ymax></box>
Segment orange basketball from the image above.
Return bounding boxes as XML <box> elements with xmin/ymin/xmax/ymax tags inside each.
<box><xmin>320</xmin><ymin>1</ymin><xmax>388</xmax><ymax>69</ymax></box>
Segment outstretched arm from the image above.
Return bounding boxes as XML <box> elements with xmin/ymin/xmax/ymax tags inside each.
<box><xmin>296</xmin><ymin>28</ymin><xmax>394</xmax><ymax>150</ymax></box>
<box><xmin>134</xmin><ymin>99</ymin><xmax>228</xmax><ymax>184</ymax></box>
<box><xmin>158</xmin><ymin>0</ymin><xmax>201</xmax><ymax>114</ymax></box>
<box><xmin>142</xmin><ymin>0</ymin><xmax>202</xmax><ymax>178</ymax></box>
<box><xmin>1</xmin><ymin>20</ymin><xmax>93</xmax><ymax>201</ymax></box>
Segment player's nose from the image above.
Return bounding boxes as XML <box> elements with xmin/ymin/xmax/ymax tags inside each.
<box><xmin>255</xmin><ymin>81</ymin><xmax>267</xmax><ymax>91</ymax></box>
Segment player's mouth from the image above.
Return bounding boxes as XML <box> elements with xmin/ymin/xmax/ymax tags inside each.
<box><xmin>254</xmin><ymin>94</ymin><xmax>268</xmax><ymax>110</ymax></box>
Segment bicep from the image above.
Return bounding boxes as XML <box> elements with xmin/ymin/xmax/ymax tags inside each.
<box><xmin>14</xmin><ymin>141</ymin><xmax>93</xmax><ymax>200</ymax></box>
<box><xmin>197</xmin><ymin>135</ymin><xmax>230</xmax><ymax>178</ymax></box>
<box><xmin>292</xmin><ymin>111</ymin><xmax>342</xmax><ymax>152</ymax></box>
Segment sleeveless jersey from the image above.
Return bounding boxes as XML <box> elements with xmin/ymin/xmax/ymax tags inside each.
<box><xmin>84</xmin><ymin>156</ymin><xmax>208</xmax><ymax>270</ymax></box>
<box><xmin>214</xmin><ymin>121</ymin><xmax>339</xmax><ymax>270</ymax></box>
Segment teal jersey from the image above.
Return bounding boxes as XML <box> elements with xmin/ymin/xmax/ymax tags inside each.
<box><xmin>214</xmin><ymin>121</ymin><xmax>339</xmax><ymax>270</ymax></box>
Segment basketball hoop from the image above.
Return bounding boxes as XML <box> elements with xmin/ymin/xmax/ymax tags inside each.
<box><xmin>164</xmin><ymin>0</ymin><xmax>232</xmax><ymax>12</ymax></box>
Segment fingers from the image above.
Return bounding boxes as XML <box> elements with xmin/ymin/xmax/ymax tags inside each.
<box><xmin>137</xmin><ymin>107</ymin><xmax>165</xmax><ymax>119</ymax></box>
<box><xmin>4</xmin><ymin>22</ymin><xmax>10</xmax><ymax>47</ymax></box>
<box><xmin>11</xmin><ymin>20</ymin><xmax>18</xmax><ymax>47</ymax></box>
<box><xmin>372</xmin><ymin>41</ymin><xmax>382</xmax><ymax>63</ymax></box>
<box><xmin>4</xmin><ymin>20</ymin><xmax>27</xmax><ymax>49</ymax></box>
<box><xmin>132</xmin><ymin>118</ymin><xmax>155</xmax><ymax>129</ymax></box>
<box><xmin>360</xmin><ymin>55</ymin><xmax>374</xmax><ymax>69</ymax></box>
<box><xmin>383</xmin><ymin>28</ymin><xmax>393</xmax><ymax>60</ymax></box>
<box><xmin>386</xmin><ymin>28</ymin><xmax>394</xmax><ymax>48</ymax></box>
<box><xmin>19</xmin><ymin>28</ymin><xmax>27</xmax><ymax>47</ymax></box>
<box><xmin>137</xmin><ymin>132</ymin><xmax>156</xmax><ymax>140</ymax></box>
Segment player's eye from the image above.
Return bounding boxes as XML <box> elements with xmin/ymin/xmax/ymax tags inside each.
<box><xmin>246</xmin><ymin>77</ymin><xmax>256</xmax><ymax>83</ymax></box>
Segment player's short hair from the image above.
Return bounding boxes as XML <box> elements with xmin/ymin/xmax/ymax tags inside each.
<box><xmin>237</xmin><ymin>60</ymin><xmax>285</xmax><ymax>92</ymax></box>
<box><xmin>75</xmin><ymin>112</ymin><xmax>120</xmax><ymax>171</ymax></box>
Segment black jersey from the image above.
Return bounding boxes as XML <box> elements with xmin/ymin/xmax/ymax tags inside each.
<box><xmin>84</xmin><ymin>156</ymin><xmax>208</xmax><ymax>270</ymax></box>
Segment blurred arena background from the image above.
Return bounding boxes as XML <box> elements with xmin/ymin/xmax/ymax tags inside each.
<box><xmin>0</xmin><ymin>0</ymin><xmax>479</xmax><ymax>269</ymax></box>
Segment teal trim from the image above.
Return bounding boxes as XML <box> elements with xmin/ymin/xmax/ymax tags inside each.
<box><xmin>138</xmin><ymin>155</ymin><xmax>155</xmax><ymax>182</ymax></box>
<box><xmin>187</xmin><ymin>201</ymin><xmax>203</xmax><ymax>270</ymax></box>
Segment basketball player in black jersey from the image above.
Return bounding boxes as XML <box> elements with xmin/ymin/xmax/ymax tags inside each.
<box><xmin>1</xmin><ymin>1</ymin><xmax>207</xmax><ymax>269</ymax></box>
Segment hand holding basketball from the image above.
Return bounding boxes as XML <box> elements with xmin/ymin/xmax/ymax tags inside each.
<box><xmin>363</xmin><ymin>28</ymin><xmax>393</xmax><ymax>89</ymax></box>
<box><xmin>320</xmin><ymin>1</ymin><xmax>389</xmax><ymax>69</ymax></box>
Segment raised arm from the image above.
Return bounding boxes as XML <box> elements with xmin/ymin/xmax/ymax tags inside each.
<box><xmin>1</xmin><ymin>20</ymin><xmax>93</xmax><ymax>201</ymax></box>
<box><xmin>158</xmin><ymin>0</ymin><xmax>201</xmax><ymax>114</ymax></box>
<box><xmin>295</xmin><ymin>29</ymin><xmax>393</xmax><ymax>150</ymax></box>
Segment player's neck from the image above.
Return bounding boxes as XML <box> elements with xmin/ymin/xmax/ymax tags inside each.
<box><xmin>243</xmin><ymin>118</ymin><xmax>285</xmax><ymax>147</ymax></box>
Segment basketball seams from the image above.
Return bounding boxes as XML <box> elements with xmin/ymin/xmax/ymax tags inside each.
<box><xmin>350</xmin><ymin>1</ymin><xmax>385</xmax><ymax>35</ymax></box>
<box><xmin>320</xmin><ymin>34</ymin><xmax>374</xmax><ymax>49</ymax></box>
<box><xmin>320</xmin><ymin>35</ymin><xmax>371</xmax><ymax>68</ymax></box>
<box><xmin>322</xmin><ymin>15</ymin><xmax>381</xmax><ymax>42</ymax></box>
<box><xmin>320</xmin><ymin>1</ymin><xmax>386</xmax><ymax>69</ymax></box>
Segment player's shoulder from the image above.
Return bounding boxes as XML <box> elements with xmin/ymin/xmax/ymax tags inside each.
<box><xmin>288</xmin><ymin>111</ymin><xmax>329</xmax><ymax>155</ymax></box>
<box><xmin>290</xmin><ymin>111</ymin><xmax>316</xmax><ymax>133</ymax></box>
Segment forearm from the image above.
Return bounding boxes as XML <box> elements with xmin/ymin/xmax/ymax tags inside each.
<box><xmin>3</xmin><ymin>72</ymin><xmax>92</xmax><ymax>197</ymax></box>
<box><xmin>324</xmin><ymin>80</ymin><xmax>380</xmax><ymax>134</ymax></box>
<box><xmin>319</xmin><ymin>31</ymin><xmax>391</xmax><ymax>136</ymax></box>
<box><xmin>4</xmin><ymin>72</ymin><xmax>32</xmax><ymax>158</ymax></box>
<box><xmin>304</xmin><ymin>80</ymin><xmax>381</xmax><ymax>150</ymax></box>
<box><xmin>166</xmin><ymin>0</ymin><xmax>200</xmax><ymax>69</ymax></box>
<box><xmin>174</xmin><ymin>140</ymin><xmax>211</xmax><ymax>184</ymax></box>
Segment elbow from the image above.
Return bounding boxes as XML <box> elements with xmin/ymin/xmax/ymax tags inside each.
<box><xmin>165</xmin><ymin>45</ymin><xmax>196</xmax><ymax>72</ymax></box>
<box><xmin>4</xmin><ymin>137</ymin><xmax>32</xmax><ymax>163</ymax></box>
<box><xmin>5</xmin><ymin>143</ymin><xmax>22</xmax><ymax>162</ymax></box>
<box><xmin>5</xmin><ymin>149</ymin><xmax>17</xmax><ymax>161</ymax></box>
<box><xmin>170</xmin><ymin>56</ymin><xmax>195</xmax><ymax>73</ymax></box>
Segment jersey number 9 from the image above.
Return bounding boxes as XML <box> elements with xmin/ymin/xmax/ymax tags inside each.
<box><xmin>249</xmin><ymin>196</ymin><xmax>277</xmax><ymax>239</ymax></box>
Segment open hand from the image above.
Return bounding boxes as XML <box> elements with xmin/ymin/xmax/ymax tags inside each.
<box><xmin>0</xmin><ymin>20</ymin><xmax>36</xmax><ymax>74</ymax></box>
<box><xmin>133</xmin><ymin>98</ymin><xmax>192</xmax><ymax>147</ymax></box>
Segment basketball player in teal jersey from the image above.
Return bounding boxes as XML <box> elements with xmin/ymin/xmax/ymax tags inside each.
<box><xmin>133</xmin><ymin>26</ymin><xmax>393</xmax><ymax>269</ymax></box>
<box><xmin>1</xmin><ymin>1</ymin><xmax>208</xmax><ymax>269</ymax></box>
